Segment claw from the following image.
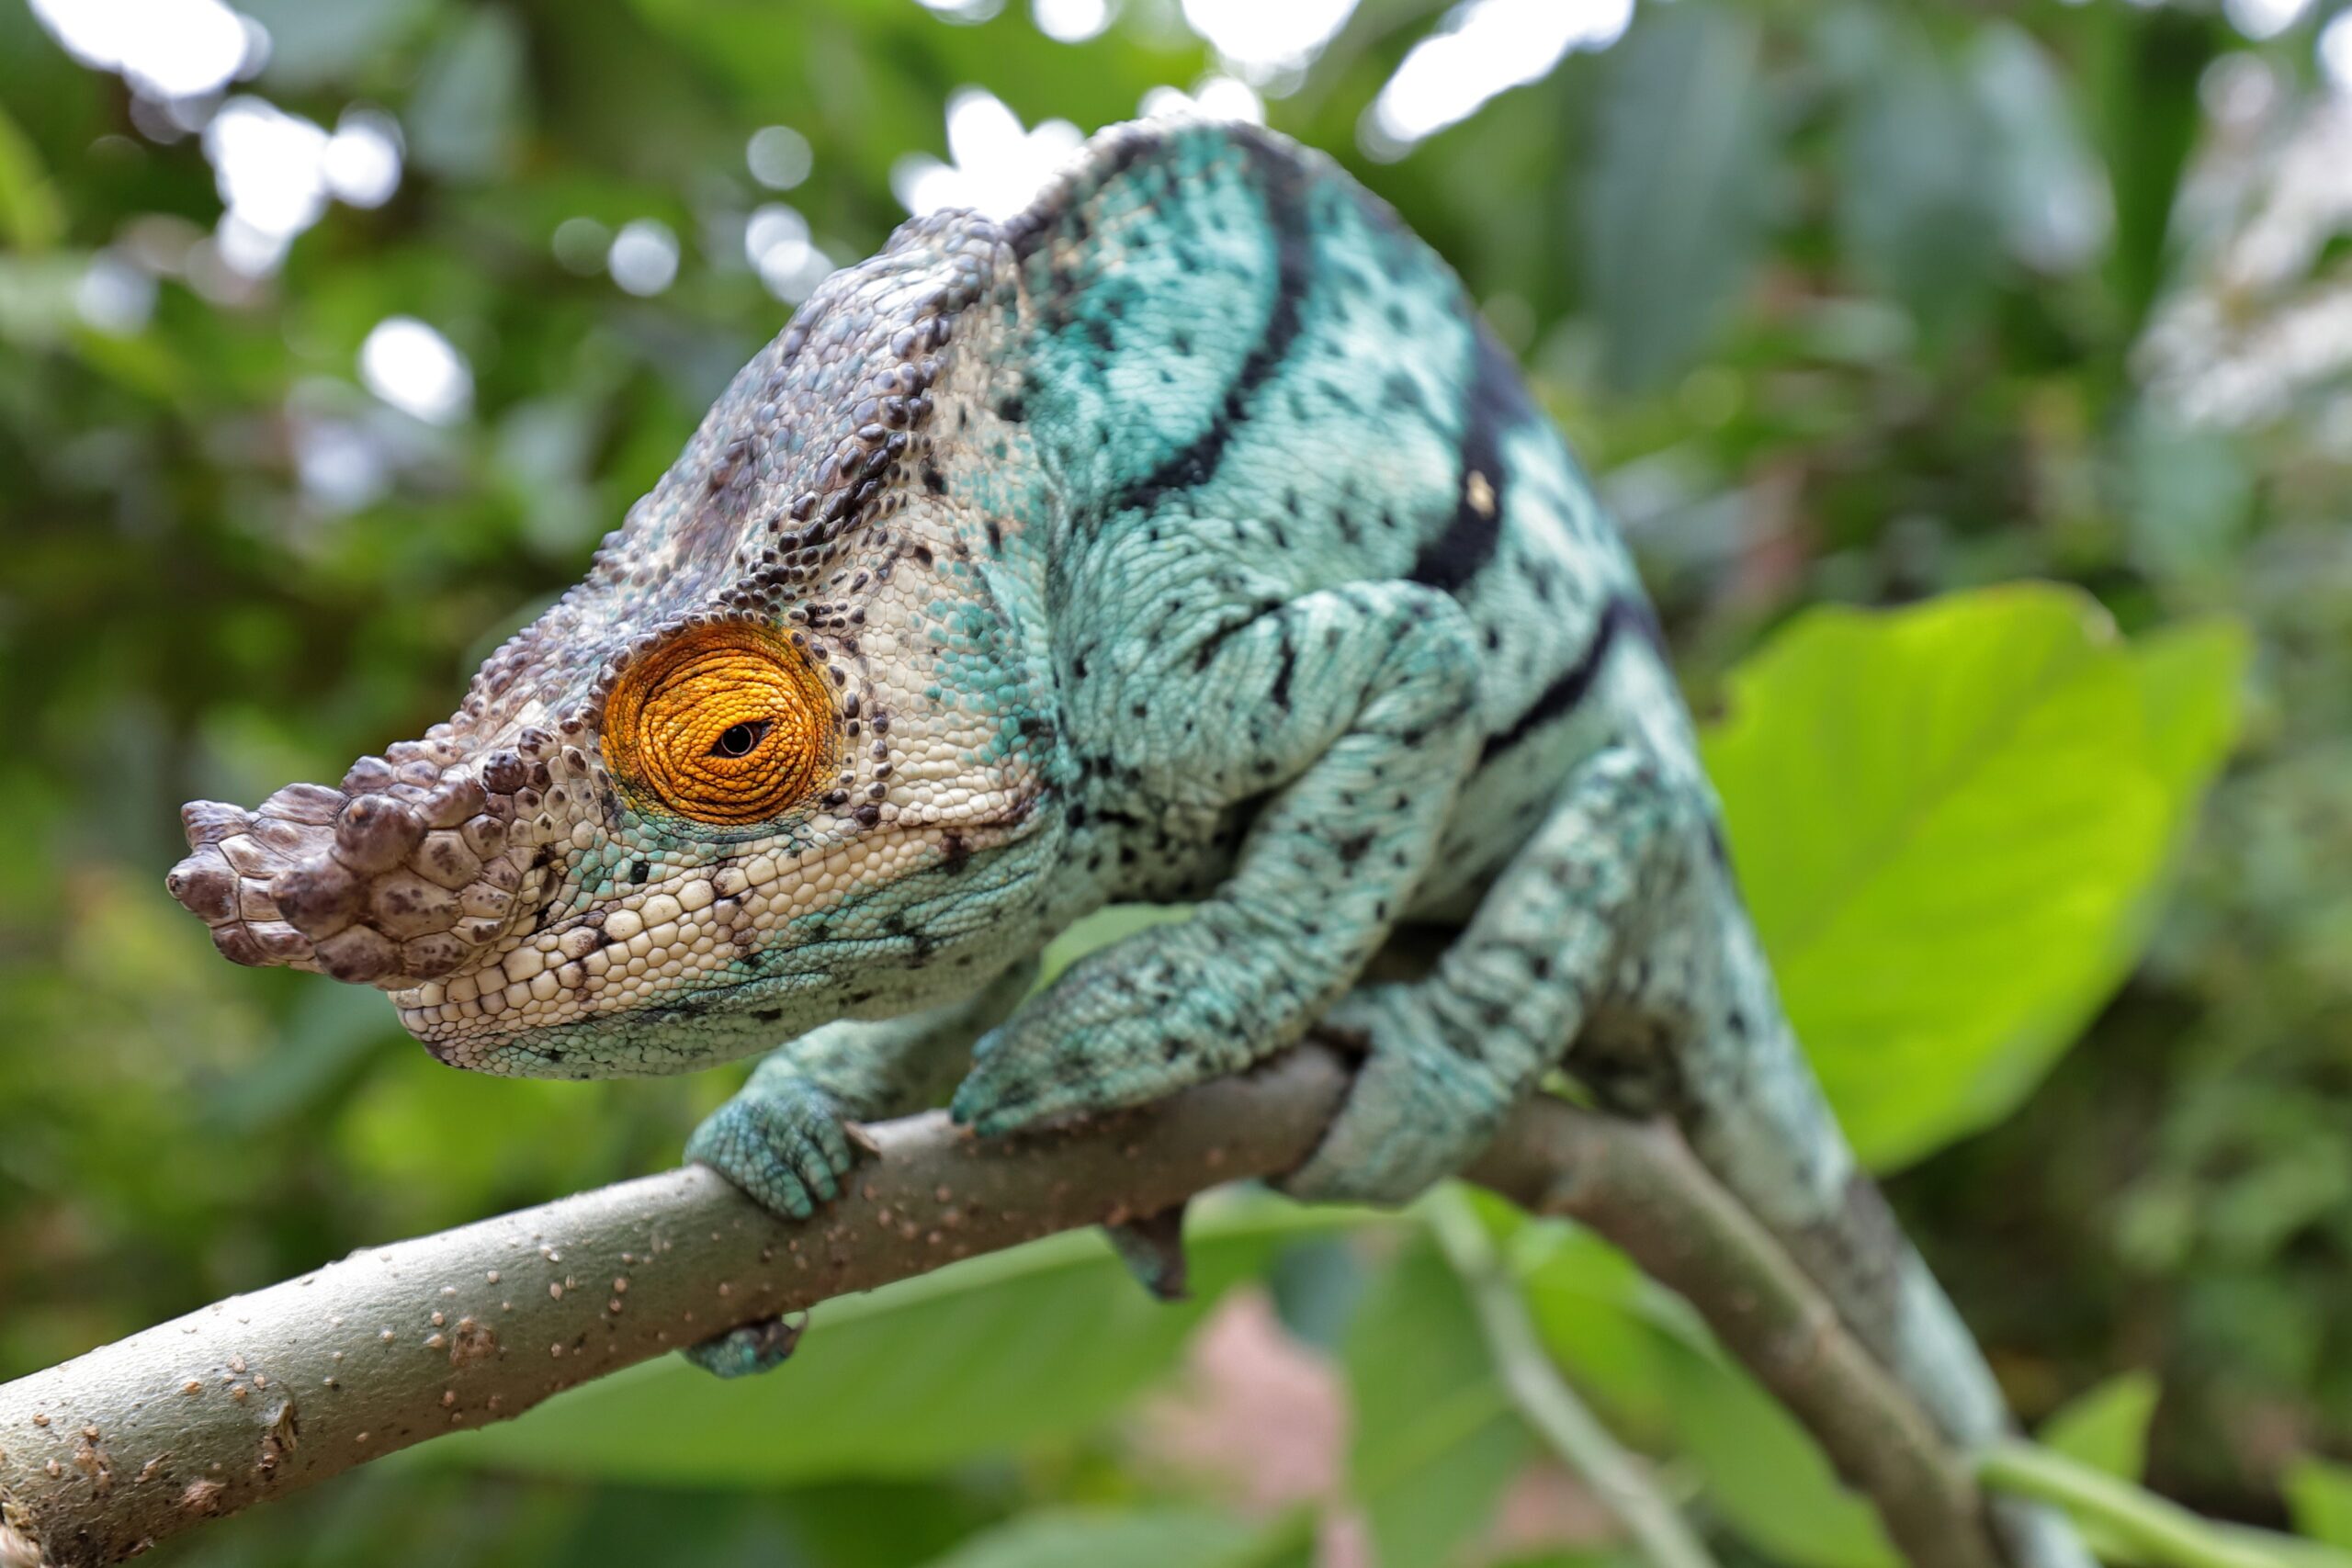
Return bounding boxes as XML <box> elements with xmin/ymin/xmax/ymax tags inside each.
<box><xmin>1104</xmin><ymin>1201</ymin><xmax>1191</xmax><ymax>1302</ymax></box>
<box><xmin>684</xmin><ymin>1312</ymin><xmax>807</xmax><ymax>1379</ymax></box>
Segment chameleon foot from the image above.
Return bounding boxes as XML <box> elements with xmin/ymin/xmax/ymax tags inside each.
<box><xmin>1104</xmin><ymin>1201</ymin><xmax>1192</xmax><ymax>1302</ymax></box>
<box><xmin>1281</xmin><ymin>985</ymin><xmax>1511</xmax><ymax>1207</ymax></box>
<box><xmin>684</xmin><ymin>1314</ymin><xmax>806</xmax><ymax>1379</ymax></box>
<box><xmin>687</xmin><ymin>1070</ymin><xmax>865</xmax><ymax>1222</ymax></box>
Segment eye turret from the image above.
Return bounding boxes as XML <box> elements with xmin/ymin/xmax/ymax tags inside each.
<box><xmin>603</xmin><ymin>626</ymin><xmax>833</xmax><ymax>825</ymax></box>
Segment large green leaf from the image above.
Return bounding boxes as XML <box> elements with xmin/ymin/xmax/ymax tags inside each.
<box><xmin>917</xmin><ymin>1507</ymin><xmax>1271</xmax><ymax>1568</ymax></box>
<box><xmin>1518</xmin><ymin>1225</ymin><xmax>1679</xmax><ymax>1447</ymax></box>
<box><xmin>1703</xmin><ymin>585</ymin><xmax>2245</xmax><ymax>1169</ymax></box>
<box><xmin>429</xmin><ymin>1199</ymin><xmax>1351</xmax><ymax>1485</ymax></box>
<box><xmin>1655</xmin><ymin>1335</ymin><xmax>1897</xmax><ymax>1568</ymax></box>
<box><xmin>1344</xmin><ymin>1236</ymin><xmax>1534</xmax><ymax>1568</ymax></box>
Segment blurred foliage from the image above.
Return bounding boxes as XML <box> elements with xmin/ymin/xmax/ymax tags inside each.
<box><xmin>3</xmin><ymin>0</ymin><xmax>2350</xmax><ymax>1564</ymax></box>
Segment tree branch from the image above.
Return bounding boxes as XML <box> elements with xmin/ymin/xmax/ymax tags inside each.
<box><xmin>0</xmin><ymin>1046</ymin><xmax>2003</xmax><ymax>1568</ymax></box>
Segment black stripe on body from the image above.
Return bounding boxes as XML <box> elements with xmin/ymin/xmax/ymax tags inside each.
<box><xmin>1103</xmin><ymin>143</ymin><xmax>1316</xmax><ymax>517</ymax></box>
<box><xmin>1479</xmin><ymin>594</ymin><xmax>1666</xmax><ymax>763</ymax></box>
<box><xmin>1409</xmin><ymin>328</ymin><xmax>1527</xmax><ymax>594</ymax></box>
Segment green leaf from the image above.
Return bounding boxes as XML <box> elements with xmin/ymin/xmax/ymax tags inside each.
<box><xmin>1344</xmin><ymin>1237</ymin><xmax>1533</xmax><ymax>1568</ymax></box>
<box><xmin>2119</xmin><ymin>412</ymin><xmax>2255</xmax><ymax>582</ymax></box>
<box><xmin>2132</xmin><ymin>619</ymin><xmax>2252</xmax><ymax>812</ymax></box>
<box><xmin>1702</xmin><ymin>584</ymin><xmax>2243</xmax><ymax>1169</ymax></box>
<box><xmin>1037</xmin><ymin>903</ymin><xmax>1191</xmax><ymax>986</ymax></box>
<box><xmin>2041</xmin><ymin>1372</ymin><xmax>2159</xmax><ymax>1481</ymax></box>
<box><xmin>1581</xmin><ymin>3</ymin><xmax>1771</xmax><ymax>391</ymax></box>
<box><xmin>1518</xmin><ymin>1224</ymin><xmax>1679</xmax><ymax>1445</ymax></box>
<box><xmin>2086</xmin><ymin>3</ymin><xmax>2215</xmax><ymax>335</ymax></box>
<box><xmin>2287</xmin><ymin>1460</ymin><xmax>2352</xmax><ymax>1551</ymax></box>
<box><xmin>1963</xmin><ymin>21</ymin><xmax>2113</xmax><ymax>274</ymax></box>
<box><xmin>919</xmin><ymin>1508</ymin><xmax>1268</xmax><ymax>1568</ymax></box>
<box><xmin>1655</xmin><ymin>1336</ymin><xmax>1898</xmax><ymax>1568</ymax></box>
<box><xmin>2034</xmin><ymin>1374</ymin><xmax>2163</xmax><ymax>1568</ymax></box>
<box><xmin>1818</xmin><ymin>9</ymin><xmax>2012</xmax><ymax>340</ymax></box>
<box><xmin>427</xmin><ymin>1199</ymin><xmax>1354</xmax><ymax>1485</ymax></box>
<box><xmin>406</xmin><ymin>7</ymin><xmax>528</xmax><ymax>181</ymax></box>
<box><xmin>0</xmin><ymin>96</ymin><xmax>63</xmax><ymax>254</ymax></box>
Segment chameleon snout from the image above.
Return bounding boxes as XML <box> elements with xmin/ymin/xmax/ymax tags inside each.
<box><xmin>166</xmin><ymin>727</ymin><xmax>578</xmax><ymax>992</ymax></box>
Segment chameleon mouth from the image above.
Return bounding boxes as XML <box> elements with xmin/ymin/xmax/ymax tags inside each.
<box><xmin>164</xmin><ymin>729</ymin><xmax>574</xmax><ymax>991</ymax></box>
<box><xmin>393</xmin><ymin>965</ymin><xmax>835</xmax><ymax>1078</ymax></box>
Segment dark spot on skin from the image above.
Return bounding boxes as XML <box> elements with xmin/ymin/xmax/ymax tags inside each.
<box><xmin>1269</xmin><ymin>629</ymin><xmax>1296</xmax><ymax>710</ymax></box>
<box><xmin>628</xmin><ymin>861</ymin><xmax>650</xmax><ymax>885</ymax></box>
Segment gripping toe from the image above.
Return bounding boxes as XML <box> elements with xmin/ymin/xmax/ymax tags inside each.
<box><xmin>1280</xmin><ymin>989</ymin><xmax>1510</xmax><ymax>1206</ymax></box>
<box><xmin>687</xmin><ymin>1075</ymin><xmax>860</xmax><ymax>1222</ymax></box>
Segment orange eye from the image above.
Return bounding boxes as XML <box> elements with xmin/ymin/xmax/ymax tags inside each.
<box><xmin>603</xmin><ymin>625</ymin><xmax>833</xmax><ymax>825</ymax></box>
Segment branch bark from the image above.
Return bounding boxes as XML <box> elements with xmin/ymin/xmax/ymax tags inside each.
<box><xmin>0</xmin><ymin>1046</ymin><xmax>2002</xmax><ymax>1568</ymax></box>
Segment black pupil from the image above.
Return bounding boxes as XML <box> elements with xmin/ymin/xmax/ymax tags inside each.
<box><xmin>712</xmin><ymin>720</ymin><xmax>769</xmax><ymax>759</ymax></box>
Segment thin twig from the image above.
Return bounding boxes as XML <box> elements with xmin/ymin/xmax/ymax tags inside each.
<box><xmin>1426</xmin><ymin>1184</ymin><xmax>1719</xmax><ymax>1568</ymax></box>
<box><xmin>2</xmin><ymin>1046</ymin><xmax>2007</xmax><ymax>1568</ymax></box>
<box><xmin>1977</xmin><ymin>1443</ymin><xmax>2352</xmax><ymax>1568</ymax></box>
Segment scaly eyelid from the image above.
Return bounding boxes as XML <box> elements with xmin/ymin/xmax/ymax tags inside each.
<box><xmin>600</xmin><ymin>623</ymin><xmax>835</xmax><ymax>825</ymax></box>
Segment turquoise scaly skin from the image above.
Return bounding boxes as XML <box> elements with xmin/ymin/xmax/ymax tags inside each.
<box><xmin>167</xmin><ymin>119</ymin><xmax>2081</xmax><ymax>1562</ymax></box>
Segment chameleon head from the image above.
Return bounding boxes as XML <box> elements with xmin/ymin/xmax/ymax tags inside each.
<box><xmin>167</xmin><ymin>209</ymin><xmax>1061</xmax><ymax>1077</ymax></box>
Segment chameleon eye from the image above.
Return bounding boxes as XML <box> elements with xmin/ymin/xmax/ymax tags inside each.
<box><xmin>603</xmin><ymin>626</ymin><xmax>832</xmax><ymax>825</ymax></box>
<box><xmin>710</xmin><ymin>720</ymin><xmax>773</xmax><ymax>759</ymax></box>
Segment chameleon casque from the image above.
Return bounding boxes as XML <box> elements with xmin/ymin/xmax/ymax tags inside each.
<box><xmin>168</xmin><ymin>119</ymin><xmax>2076</xmax><ymax>1562</ymax></box>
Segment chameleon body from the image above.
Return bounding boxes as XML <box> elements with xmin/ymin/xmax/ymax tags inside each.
<box><xmin>169</xmin><ymin>120</ymin><xmax>2076</xmax><ymax>1561</ymax></box>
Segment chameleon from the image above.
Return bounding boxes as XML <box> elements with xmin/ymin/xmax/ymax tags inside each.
<box><xmin>168</xmin><ymin>119</ymin><xmax>2078</xmax><ymax>1563</ymax></box>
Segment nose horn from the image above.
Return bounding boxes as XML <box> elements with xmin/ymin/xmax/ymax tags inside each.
<box><xmin>166</xmin><ymin>747</ymin><xmax>533</xmax><ymax>990</ymax></box>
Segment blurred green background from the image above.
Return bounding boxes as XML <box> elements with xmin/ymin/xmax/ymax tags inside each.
<box><xmin>3</xmin><ymin>0</ymin><xmax>2350</xmax><ymax>1563</ymax></box>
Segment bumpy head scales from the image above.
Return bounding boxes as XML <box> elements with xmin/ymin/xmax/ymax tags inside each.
<box><xmin>167</xmin><ymin>725</ymin><xmax>575</xmax><ymax>988</ymax></box>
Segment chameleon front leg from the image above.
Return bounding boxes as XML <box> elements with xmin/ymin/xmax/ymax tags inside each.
<box><xmin>950</xmin><ymin>581</ymin><xmax>1482</xmax><ymax>1137</ymax></box>
<box><xmin>682</xmin><ymin>958</ymin><xmax>1038</xmax><ymax>1377</ymax></box>
<box><xmin>689</xmin><ymin>955</ymin><xmax>1041</xmax><ymax>1218</ymax></box>
<box><xmin>1283</xmin><ymin>743</ymin><xmax>1690</xmax><ymax>1204</ymax></box>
